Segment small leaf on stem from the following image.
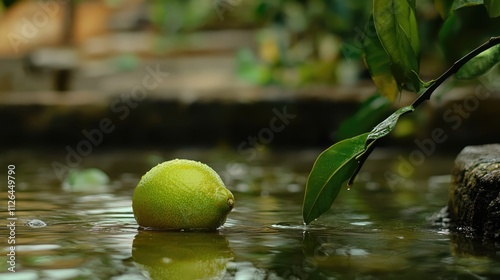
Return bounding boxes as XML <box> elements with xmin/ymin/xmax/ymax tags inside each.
<box><xmin>367</xmin><ymin>106</ymin><xmax>414</xmax><ymax>141</ymax></box>
<box><xmin>455</xmin><ymin>44</ymin><xmax>500</xmax><ymax>79</ymax></box>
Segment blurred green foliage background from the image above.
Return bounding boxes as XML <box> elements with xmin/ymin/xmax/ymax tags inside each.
<box><xmin>147</xmin><ymin>0</ymin><xmax>500</xmax><ymax>87</ymax></box>
<box><xmin>1</xmin><ymin>0</ymin><xmax>498</xmax><ymax>87</ymax></box>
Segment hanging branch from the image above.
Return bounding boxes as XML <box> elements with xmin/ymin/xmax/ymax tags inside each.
<box><xmin>411</xmin><ymin>36</ymin><xmax>500</xmax><ymax>109</ymax></box>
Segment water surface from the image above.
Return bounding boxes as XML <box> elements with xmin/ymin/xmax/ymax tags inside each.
<box><xmin>1</xmin><ymin>148</ymin><xmax>499</xmax><ymax>279</ymax></box>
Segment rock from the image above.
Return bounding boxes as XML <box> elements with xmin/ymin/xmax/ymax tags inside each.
<box><xmin>448</xmin><ymin>144</ymin><xmax>500</xmax><ymax>240</ymax></box>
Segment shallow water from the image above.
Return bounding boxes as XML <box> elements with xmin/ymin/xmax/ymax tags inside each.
<box><xmin>1</xmin><ymin>148</ymin><xmax>499</xmax><ymax>279</ymax></box>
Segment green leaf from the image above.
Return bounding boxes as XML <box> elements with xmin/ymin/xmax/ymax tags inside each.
<box><xmin>363</xmin><ymin>16</ymin><xmax>400</xmax><ymax>101</ymax></box>
<box><xmin>435</xmin><ymin>0</ymin><xmax>455</xmax><ymax>18</ymax></box>
<box><xmin>406</xmin><ymin>0</ymin><xmax>416</xmax><ymax>10</ymax></box>
<box><xmin>484</xmin><ymin>0</ymin><xmax>500</xmax><ymax>17</ymax></box>
<box><xmin>367</xmin><ymin>105</ymin><xmax>414</xmax><ymax>141</ymax></box>
<box><xmin>336</xmin><ymin>93</ymin><xmax>392</xmax><ymax>141</ymax></box>
<box><xmin>342</xmin><ymin>105</ymin><xmax>414</xmax><ymax>188</ymax></box>
<box><xmin>453</xmin><ymin>0</ymin><xmax>484</xmax><ymax>10</ymax></box>
<box><xmin>455</xmin><ymin>44</ymin><xmax>500</xmax><ymax>79</ymax></box>
<box><xmin>373</xmin><ymin>0</ymin><xmax>421</xmax><ymax>92</ymax></box>
<box><xmin>303</xmin><ymin>133</ymin><xmax>369</xmax><ymax>224</ymax></box>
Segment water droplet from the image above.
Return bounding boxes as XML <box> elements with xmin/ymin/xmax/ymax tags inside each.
<box><xmin>26</xmin><ymin>219</ymin><xmax>47</xmax><ymax>228</ymax></box>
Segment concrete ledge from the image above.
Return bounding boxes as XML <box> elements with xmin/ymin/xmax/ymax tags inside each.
<box><xmin>449</xmin><ymin>144</ymin><xmax>500</xmax><ymax>240</ymax></box>
<box><xmin>0</xmin><ymin>99</ymin><xmax>360</xmax><ymax>148</ymax></box>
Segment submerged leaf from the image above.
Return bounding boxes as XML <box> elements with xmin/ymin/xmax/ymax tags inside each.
<box><xmin>455</xmin><ymin>44</ymin><xmax>500</xmax><ymax>79</ymax></box>
<box><xmin>303</xmin><ymin>133</ymin><xmax>369</xmax><ymax>224</ymax></box>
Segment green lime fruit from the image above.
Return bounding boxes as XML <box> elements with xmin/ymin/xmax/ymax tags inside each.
<box><xmin>132</xmin><ymin>159</ymin><xmax>235</xmax><ymax>230</ymax></box>
<box><xmin>133</xmin><ymin>231</ymin><xmax>233</xmax><ymax>279</ymax></box>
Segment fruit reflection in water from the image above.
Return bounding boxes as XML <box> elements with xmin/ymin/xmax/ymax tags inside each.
<box><xmin>132</xmin><ymin>231</ymin><xmax>234</xmax><ymax>279</ymax></box>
